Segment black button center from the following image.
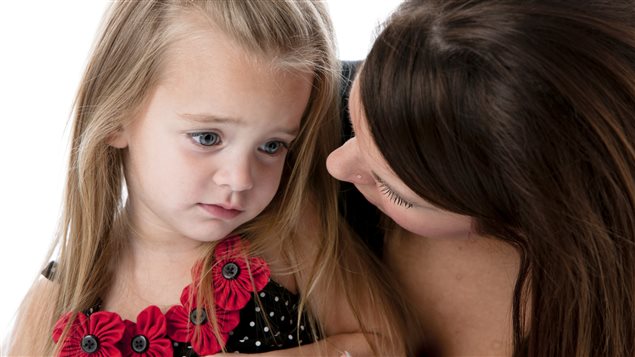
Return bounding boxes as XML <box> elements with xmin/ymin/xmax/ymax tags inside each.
<box><xmin>190</xmin><ymin>308</ymin><xmax>208</xmax><ymax>325</ymax></box>
<box><xmin>81</xmin><ymin>334</ymin><xmax>99</xmax><ymax>353</ymax></box>
<box><xmin>222</xmin><ymin>262</ymin><xmax>240</xmax><ymax>280</ymax></box>
<box><xmin>131</xmin><ymin>334</ymin><xmax>149</xmax><ymax>353</ymax></box>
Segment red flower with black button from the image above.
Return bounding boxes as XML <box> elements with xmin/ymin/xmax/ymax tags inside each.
<box><xmin>212</xmin><ymin>235</ymin><xmax>271</xmax><ymax>311</ymax></box>
<box><xmin>165</xmin><ymin>284</ymin><xmax>240</xmax><ymax>355</ymax></box>
<box><xmin>53</xmin><ymin>310</ymin><xmax>125</xmax><ymax>357</ymax></box>
<box><xmin>119</xmin><ymin>305</ymin><xmax>173</xmax><ymax>357</ymax></box>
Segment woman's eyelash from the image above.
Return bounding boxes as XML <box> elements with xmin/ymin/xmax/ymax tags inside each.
<box><xmin>378</xmin><ymin>182</ymin><xmax>414</xmax><ymax>209</ymax></box>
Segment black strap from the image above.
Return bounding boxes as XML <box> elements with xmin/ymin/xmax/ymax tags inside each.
<box><xmin>41</xmin><ymin>260</ymin><xmax>58</xmax><ymax>281</ymax></box>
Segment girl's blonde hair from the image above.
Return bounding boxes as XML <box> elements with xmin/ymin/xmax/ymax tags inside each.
<box><xmin>10</xmin><ymin>1</ymin><xmax>408</xmax><ymax>355</ymax></box>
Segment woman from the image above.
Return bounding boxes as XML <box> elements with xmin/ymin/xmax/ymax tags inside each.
<box><xmin>329</xmin><ymin>0</ymin><xmax>635</xmax><ymax>356</ymax></box>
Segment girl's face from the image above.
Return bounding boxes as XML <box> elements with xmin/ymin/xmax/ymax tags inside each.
<box><xmin>327</xmin><ymin>79</ymin><xmax>473</xmax><ymax>239</ymax></box>
<box><xmin>112</xmin><ymin>26</ymin><xmax>312</xmax><ymax>243</ymax></box>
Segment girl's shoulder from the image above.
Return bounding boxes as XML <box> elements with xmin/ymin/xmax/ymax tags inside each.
<box><xmin>7</xmin><ymin>266</ymin><xmax>60</xmax><ymax>355</ymax></box>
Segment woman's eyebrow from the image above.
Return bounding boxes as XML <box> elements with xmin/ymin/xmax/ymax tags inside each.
<box><xmin>347</xmin><ymin>109</ymin><xmax>356</xmax><ymax>136</ymax></box>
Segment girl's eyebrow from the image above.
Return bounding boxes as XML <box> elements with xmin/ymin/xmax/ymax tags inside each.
<box><xmin>179</xmin><ymin>113</ymin><xmax>245</xmax><ymax>125</ymax></box>
<box><xmin>180</xmin><ymin>112</ymin><xmax>299</xmax><ymax>136</ymax></box>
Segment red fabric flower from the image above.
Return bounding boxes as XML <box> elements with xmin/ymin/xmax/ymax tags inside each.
<box><xmin>53</xmin><ymin>311</ymin><xmax>125</xmax><ymax>357</ymax></box>
<box><xmin>119</xmin><ymin>306</ymin><xmax>172</xmax><ymax>357</ymax></box>
<box><xmin>165</xmin><ymin>285</ymin><xmax>240</xmax><ymax>355</ymax></box>
<box><xmin>212</xmin><ymin>235</ymin><xmax>270</xmax><ymax>311</ymax></box>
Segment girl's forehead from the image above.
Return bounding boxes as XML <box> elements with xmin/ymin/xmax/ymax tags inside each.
<box><xmin>161</xmin><ymin>26</ymin><xmax>306</xmax><ymax>87</ymax></box>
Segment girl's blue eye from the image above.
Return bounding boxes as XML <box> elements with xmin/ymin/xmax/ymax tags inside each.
<box><xmin>191</xmin><ymin>132</ymin><xmax>220</xmax><ymax>146</ymax></box>
<box><xmin>259</xmin><ymin>141</ymin><xmax>287</xmax><ymax>155</ymax></box>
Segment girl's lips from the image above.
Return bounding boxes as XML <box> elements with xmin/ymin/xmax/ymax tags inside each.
<box><xmin>198</xmin><ymin>203</ymin><xmax>243</xmax><ymax>220</ymax></box>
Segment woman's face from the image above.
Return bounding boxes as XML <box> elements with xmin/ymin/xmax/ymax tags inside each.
<box><xmin>327</xmin><ymin>79</ymin><xmax>473</xmax><ymax>239</ymax></box>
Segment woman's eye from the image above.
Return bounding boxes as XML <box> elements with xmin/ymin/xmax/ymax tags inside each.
<box><xmin>259</xmin><ymin>141</ymin><xmax>288</xmax><ymax>155</ymax></box>
<box><xmin>191</xmin><ymin>132</ymin><xmax>221</xmax><ymax>146</ymax></box>
<box><xmin>379</xmin><ymin>182</ymin><xmax>414</xmax><ymax>209</ymax></box>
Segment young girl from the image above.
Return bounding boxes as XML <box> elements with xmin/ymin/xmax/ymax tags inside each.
<box><xmin>8</xmin><ymin>1</ymin><xmax>407</xmax><ymax>356</ymax></box>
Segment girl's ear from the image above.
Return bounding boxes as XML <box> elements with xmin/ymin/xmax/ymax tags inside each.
<box><xmin>107</xmin><ymin>128</ymin><xmax>128</xmax><ymax>149</ymax></box>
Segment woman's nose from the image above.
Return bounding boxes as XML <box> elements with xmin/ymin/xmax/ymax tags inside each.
<box><xmin>326</xmin><ymin>137</ymin><xmax>373</xmax><ymax>185</ymax></box>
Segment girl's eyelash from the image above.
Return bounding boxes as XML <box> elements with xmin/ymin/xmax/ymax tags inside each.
<box><xmin>258</xmin><ymin>140</ymin><xmax>290</xmax><ymax>155</ymax></box>
<box><xmin>188</xmin><ymin>132</ymin><xmax>292</xmax><ymax>156</ymax></box>
<box><xmin>378</xmin><ymin>182</ymin><xmax>414</xmax><ymax>209</ymax></box>
<box><xmin>190</xmin><ymin>131</ymin><xmax>221</xmax><ymax>147</ymax></box>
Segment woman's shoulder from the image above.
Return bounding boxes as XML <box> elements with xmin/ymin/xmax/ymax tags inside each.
<box><xmin>384</xmin><ymin>228</ymin><xmax>519</xmax><ymax>355</ymax></box>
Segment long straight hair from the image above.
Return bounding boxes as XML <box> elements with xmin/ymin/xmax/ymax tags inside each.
<box><xmin>361</xmin><ymin>0</ymin><xmax>635</xmax><ymax>356</ymax></box>
<box><xmin>10</xmin><ymin>1</ymin><xmax>407</xmax><ymax>355</ymax></box>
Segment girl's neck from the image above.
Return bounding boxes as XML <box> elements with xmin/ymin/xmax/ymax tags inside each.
<box><xmin>102</xmin><ymin>210</ymin><xmax>209</xmax><ymax>320</ymax></box>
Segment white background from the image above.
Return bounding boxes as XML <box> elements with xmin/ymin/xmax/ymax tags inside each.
<box><xmin>0</xmin><ymin>0</ymin><xmax>403</xmax><ymax>350</ymax></box>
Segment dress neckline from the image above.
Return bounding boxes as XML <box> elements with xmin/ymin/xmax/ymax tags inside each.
<box><xmin>51</xmin><ymin>235</ymin><xmax>272</xmax><ymax>356</ymax></box>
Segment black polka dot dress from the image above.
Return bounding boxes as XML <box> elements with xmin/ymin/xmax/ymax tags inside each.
<box><xmin>171</xmin><ymin>279</ymin><xmax>315</xmax><ymax>356</ymax></box>
<box><xmin>43</xmin><ymin>261</ymin><xmax>317</xmax><ymax>356</ymax></box>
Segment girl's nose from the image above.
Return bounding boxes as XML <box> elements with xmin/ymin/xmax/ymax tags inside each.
<box><xmin>212</xmin><ymin>154</ymin><xmax>254</xmax><ymax>192</ymax></box>
<box><xmin>326</xmin><ymin>137</ymin><xmax>373</xmax><ymax>185</ymax></box>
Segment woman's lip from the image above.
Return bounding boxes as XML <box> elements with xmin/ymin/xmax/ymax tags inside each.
<box><xmin>198</xmin><ymin>203</ymin><xmax>243</xmax><ymax>220</ymax></box>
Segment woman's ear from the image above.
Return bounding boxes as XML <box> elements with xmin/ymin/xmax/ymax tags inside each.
<box><xmin>107</xmin><ymin>128</ymin><xmax>128</xmax><ymax>149</ymax></box>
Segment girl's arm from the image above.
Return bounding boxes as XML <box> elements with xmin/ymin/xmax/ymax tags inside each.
<box><xmin>210</xmin><ymin>333</ymin><xmax>365</xmax><ymax>356</ymax></box>
<box><xmin>295</xmin><ymin>203</ymin><xmax>376</xmax><ymax>355</ymax></box>
<box><xmin>7</xmin><ymin>277</ymin><xmax>60</xmax><ymax>356</ymax></box>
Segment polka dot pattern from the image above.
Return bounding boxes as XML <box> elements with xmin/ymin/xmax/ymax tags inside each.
<box><xmin>172</xmin><ymin>280</ymin><xmax>316</xmax><ymax>355</ymax></box>
<box><xmin>224</xmin><ymin>280</ymin><xmax>315</xmax><ymax>353</ymax></box>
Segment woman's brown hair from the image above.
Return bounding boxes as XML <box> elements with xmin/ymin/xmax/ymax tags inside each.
<box><xmin>360</xmin><ymin>0</ymin><xmax>635</xmax><ymax>356</ymax></box>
